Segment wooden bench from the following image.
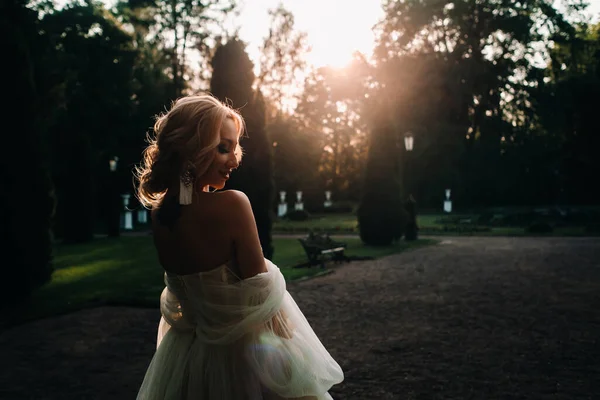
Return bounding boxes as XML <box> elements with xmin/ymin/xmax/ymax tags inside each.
<box><xmin>298</xmin><ymin>232</ymin><xmax>348</xmax><ymax>268</ymax></box>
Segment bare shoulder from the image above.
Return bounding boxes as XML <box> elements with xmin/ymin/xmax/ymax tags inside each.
<box><xmin>216</xmin><ymin>190</ymin><xmax>252</xmax><ymax>216</ymax></box>
<box><xmin>218</xmin><ymin>190</ymin><xmax>265</xmax><ymax>278</ymax></box>
<box><xmin>218</xmin><ymin>189</ymin><xmax>250</xmax><ymax>204</ymax></box>
<box><xmin>215</xmin><ymin>190</ymin><xmax>258</xmax><ymax>234</ymax></box>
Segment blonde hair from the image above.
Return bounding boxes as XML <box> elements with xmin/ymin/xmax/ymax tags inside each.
<box><xmin>135</xmin><ymin>94</ymin><xmax>245</xmax><ymax>209</ymax></box>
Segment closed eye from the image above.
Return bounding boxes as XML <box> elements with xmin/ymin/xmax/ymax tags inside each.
<box><xmin>217</xmin><ymin>145</ymin><xmax>229</xmax><ymax>154</ymax></box>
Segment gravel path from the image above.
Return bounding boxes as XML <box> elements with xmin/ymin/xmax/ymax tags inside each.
<box><xmin>1</xmin><ymin>237</ymin><xmax>599</xmax><ymax>400</ymax></box>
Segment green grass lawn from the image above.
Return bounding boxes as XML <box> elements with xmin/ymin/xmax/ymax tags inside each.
<box><xmin>271</xmin><ymin>213</ymin><xmax>476</xmax><ymax>234</ymax></box>
<box><xmin>273</xmin><ymin>213</ymin><xmax>596</xmax><ymax>237</ymax></box>
<box><xmin>273</xmin><ymin>214</ymin><xmax>439</xmax><ymax>233</ymax></box>
<box><xmin>7</xmin><ymin>236</ymin><xmax>436</xmax><ymax>327</ymax></box>
<box><xmin>274</xmin><ymin>214</ymin><xmax>359</xmax><ymax>233</ymax></box>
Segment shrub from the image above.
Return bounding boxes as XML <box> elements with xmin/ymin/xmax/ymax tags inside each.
<box><xmin>419</xmin><ymin>226</ymin><xmax>491</xmax><ymax>234</ymax></box>
<box><xmin>525</xmin><ymin>221</ymin><xmax>554</xmax><ymax>234</ymax></box>
<box><xmin>358</xmin><ymin>167</ymin><xmax>407</xmax><ymax>244</ymax></box>
<box><xmin>323</xmin><ymin>201</ymin><xmax>356</xmax><ymax>214</ymax></box>
<box><xmin>584</xmin><ymin>223</ymin><xmax>600</xmax><ymax>234</ymax></box>
<box><xmin>477</xmin><ymin>212</ymin><xmax>494</xmax><ymax>225</ymax></box>
<box><xmin>562</xmin><ymin>210</ymin><xmax>588</xmax><ymax>225</ymax></box>
<box><xmin>436</xmin><ymin>215</ymin><xmax>461</xmax><ymax>224</ymax></box>
<box><xmin>358</xmin><ymin>193</ymin><xmax>408</xmax><ymax>245</ymax></box>
<box><xmin>285</xmin><ymin>209</ymin><xmax>311</xmax><ymax>221</ymax></box>
<box><xmin>491</xmin><ymin>212</ymin><xmax>538</xmax><ymax>227</ymax></box>
<box><xmin>358</xmin><ymin>119</ymin><xmax>407</xmax><ymax>246</ymax></box>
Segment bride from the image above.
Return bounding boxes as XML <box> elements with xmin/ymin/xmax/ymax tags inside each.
<box><xmin>134</xmin><ymin>94</ymin><xmax>344</xmax><ymax>399</ymax></box>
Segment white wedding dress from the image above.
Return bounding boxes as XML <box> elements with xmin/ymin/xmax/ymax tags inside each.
<box><xmin>136</xmin><ymin>258</ymin><xmax>344</xmax><ymax>399</ymax></box>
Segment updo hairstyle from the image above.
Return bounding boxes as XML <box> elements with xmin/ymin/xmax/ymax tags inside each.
<box><xmin>135</xmin><ymin>94</ymin><xmax>244</xmax><ymax>209</ymax></box>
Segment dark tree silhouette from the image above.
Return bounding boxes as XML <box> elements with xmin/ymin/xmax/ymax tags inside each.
<box><xmin>210</xmin><ymin>39</ymin><xmax>275</xmax><ymax>259</ymax></box>
<box><xmin>358</xmin><ymin>114</ymin><xmax>407</xmax><ymax>246</ymax></box>
<box><xmin>1</xmin><ymin>0</ymin><xmax>54</xmax><ymax>304</ymax></box>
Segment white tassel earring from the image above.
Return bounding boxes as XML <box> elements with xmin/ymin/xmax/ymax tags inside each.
<box><xmin>179</xmin><ymin>170</ymin><xmax>194</xmax><ymax>205</ymax></box>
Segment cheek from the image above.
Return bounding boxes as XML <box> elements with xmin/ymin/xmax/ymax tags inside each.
<box><xmin>210</xmin><ymin>154</ymin><xmax>228</xmax><ymax>169</ymax></box>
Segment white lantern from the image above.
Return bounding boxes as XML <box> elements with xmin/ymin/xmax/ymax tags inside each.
<box><xmin>324</xmin><ymin>191</ymin><xmax>332</xmax><ymax>208</ymax></box>
<box><xmin>121</xmin><ymin>194</ymin><xmax>133</xmax><ymax>230</ymax></box>
<box><xmin>109</xmin><ymin>156</ymin><xmax>119</xmax><ymax>172</ymax></box>
<box><xmin>295</xmin><ymin>191</ymin><xmax>304</xmax><ymax>211</ymax></box>
<box><xmin>404</xmin><ymin>132</ymin><xmax>414</xmax><ymax>151</ymax></box>
<box><xmin>444</xmin><ymin>189</ymin><xmax>452</xmax><ymax>213</ymax></box>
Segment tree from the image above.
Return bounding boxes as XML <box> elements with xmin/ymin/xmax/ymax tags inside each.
<box><xmin>253</xmin><ymin>5</ymin><xmax>321</xmax><ymax>208</ymax></box>
<box><xmin>536</xmin><ymin>22</ymin><xmax>600</xmax><ymax>204</ymax></box>
<box><xmin>269</xmin><ymin>116</ymin><xmax>322</xmax><ymax>209</ymax></box>
<box><xmin>295</xmin><ymin>67</ymin><xmax>369</xmax><ymax>202</ymax></box>
<box><xmin>39</xmin><ymin>3</ymin><xmax>138</xmax><ymax>243</ymax></box>
<box><xmin>112</xmin><ymin>0</ymin><xmax>176</xmax><ymax>221</ymax></box>
<box><xmin>210</xmin><ymin>39</ymin><xmax>275</xmax><ymax>259</ymax></box>
<box><xmin>1</xmin><ymin>0</ymin><xmax>54</xmax><ymax>304</ymax></box>
<box><xmin>357</xmin><ymin>109</ymin><xmax>407</xmax><ymax>246</ymax></box>
<box><xmin>119</xmin><ymin>0</ymin><xmax>237</xmax><ymax>97</ymax></box>
<box><xmin>256</xmin><ymin>3</ymin><xmax>310</xmax><ymax>117</ymax></box>
<box><xmin>373</xmin><ymin>0</ymin><xmax>583</xmax><ymax>208</ymax></box>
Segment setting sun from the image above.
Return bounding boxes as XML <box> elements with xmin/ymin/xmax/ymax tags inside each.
<box><xmin>238</xmin><ymin>0</ymin><xmax>383</xmax><ymax>69</ymax></box>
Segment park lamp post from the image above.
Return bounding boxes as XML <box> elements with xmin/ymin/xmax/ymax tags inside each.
<box><xmin>107</xmin><ymin>157</ymin><xmax>120</xmax><ymax>237</ymax></box>
<box><xmin>404</xmin><ymin>131</ymin><xmax>414</xmax><ymax>152</ymax></box>
<box><xmin>403</xmin><ymin>131</ymin><xmax>414</xmax><ymax>198</ymax></box>
<box><xmin>403</xmin><ymin>132</ymin><xmax>418</xmax><ymax>241</ymax></box>
<box><xmin>109</xmin><ymin>157</ymin><xmax>118</xmax><ymax>172</ymax></box>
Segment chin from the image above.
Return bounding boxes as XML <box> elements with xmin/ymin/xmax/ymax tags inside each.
<box><xmin>212</xmin><ymin>181</ymin><xmax>227</xmax><ymax>190</ymax></box>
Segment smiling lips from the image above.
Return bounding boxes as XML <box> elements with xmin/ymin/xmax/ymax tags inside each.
<box><xmin>220</xmin><ymin>170</ymin><xmax>232</xmax><ymax>180</ymax></box>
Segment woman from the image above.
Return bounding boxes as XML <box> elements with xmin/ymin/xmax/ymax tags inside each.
<box><xmin>134</xmin><ymin>94</ymin><xmax>344</xmax><ymax>399</ymax></box>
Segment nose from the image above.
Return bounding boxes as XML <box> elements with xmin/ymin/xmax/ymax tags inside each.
<box><xmin>227</xmin><ymin>153</ymin><xmax>239</xmax><ymax>170</ymax></box>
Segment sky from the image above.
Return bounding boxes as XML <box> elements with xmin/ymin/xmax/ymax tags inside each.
<box><xmin>236</xmin><ymin>0</ymin><xmax>385</xmax><ymax>69</ymax></box>
<box><xmin>57</xmin><ymin>0</ymin><xmax>600</xmax><ymax>70</ymax></box>
<box><xmin>235</xmin><ymin>0</ymin><xmax>600</xmax><ymax>69</ymax></box>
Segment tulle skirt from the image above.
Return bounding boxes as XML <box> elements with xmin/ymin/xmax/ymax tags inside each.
<box><xmin>136</xmin><ymin>262</ymin><xmax>343</xmax><ymax>399</ymax></box>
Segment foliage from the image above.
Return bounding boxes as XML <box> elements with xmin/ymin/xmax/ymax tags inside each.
<box><xmin>525</xmin><ymin>221</ymin><xmax>554</xmax><ymax>233</ymax></box>
<box><xmin>1</xmin><ymin>0</ymin><xmax>54</xmax><ymax>305</ymax></box>
<box><xmin>358</xmin><ymin>117</ymin><xmax>408</xmax><ymax>246</ymax></box>
<box><xmin>118</xmin><ymin>0</ymin><xmax>237</xmax><ymax>96</ymax></box>
<box><xmin>295</xmin><ymin>67</ymin><xmax>369</xmax><ymax>201</ymax></box>
<box><xmin>284</xmin><ymin>209</ymin><xmax>311</xmax><ymax>221</ymax></box>
<box><xmin>4</xmin><ymin>0</ymin><xmax>600</xmax><ymax>249</ymax></box>
<box><xmin>37</xmin><ymin>3</ymin><xmax>140</xmax><ymax>242</ymax></box>
<box><xmin>25</xmin><ymin>1</ymin><xmax>174</xmax><ymax>240</ymax></box>
<box><xmin>534</xmin><ymin>22</ymin><xmax>600</xmax><ymax>205</ymax></box>
<box><xmin>323</xmin><ymin>201</ymin><xmax>356</xmax><ymax>214</ymax></box>
<box><xmin>585</xmin><ymin>223</ymin><xmax>600</xmax><ymax>234</ymax></box>
<box><xmin>371</xmin><ymin>0</ymin><xmax>591</xmax><ymax>208</ymax></box>
<box><xmin>210</xmin><ymin>39</ymin><xmax>275</xmax><ymax>259</ymax></box>
<box><xmin>270</xmin><ymin>116</ymin><xmax>322</xmax><ymax>208</ymax></box>
<box><xmin>274</xmin><ymin>213</ymin><xmax>358</xmax><ymax>233</ymax></box>
<box><xmin>255</xmin><ymin>5</ymin><xmax>324</xmax><ymax>209</ymax></box>
<box><xmin>256</xmin><ymin>4</ymin><xmax>310</xmax><ymax>116</ymax></box>
<box><xmin>273</xmin><ymin>211</ymin><xmax>598</xmax><ymax>236</ymax></box>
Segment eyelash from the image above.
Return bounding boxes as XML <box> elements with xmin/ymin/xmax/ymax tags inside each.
<box><xmin>218</xmin><ymin>145</ymin><xmax>230</xmax><ymax>154</ymax></box>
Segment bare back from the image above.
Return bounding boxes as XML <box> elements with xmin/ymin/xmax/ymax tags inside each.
<box><xmin>151</xmin><ymin>191</ymin><xmax>236</xmax><ymax>275</ymax></box>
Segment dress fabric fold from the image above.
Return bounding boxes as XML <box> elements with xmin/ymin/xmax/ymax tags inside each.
<box><xmin>136</xmin><ymin>258</ymin><xmax>344</xmax><ymax>400</ymax></box>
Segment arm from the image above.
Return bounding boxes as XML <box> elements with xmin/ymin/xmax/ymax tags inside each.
<box><xmin>225</xmin><ymin>190</ymin><xmax>293</xmax><ymax>338</ymax></box>
<box><xmin>225</xmin><ymin>190</ymin><xmax>268</xmax><ymax>279</ymax></box>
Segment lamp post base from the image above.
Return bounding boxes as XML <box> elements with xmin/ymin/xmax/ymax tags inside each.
<box><xmin>405</xmin><ymin>224</ymin><xmax>418</xmax><ymax>241</ymax></box>
<box><xmin>404</xmin><ymin>194</ymin><xmax>418</xmax><ymax>241</ymax></box>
